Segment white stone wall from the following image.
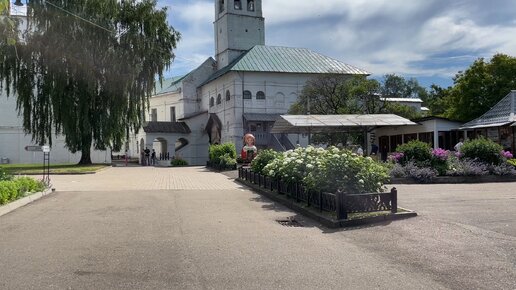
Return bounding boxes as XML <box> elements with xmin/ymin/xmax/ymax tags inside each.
<box><xmin>199</xmin><ymin>71</ymin><xmax>318</xmax><ymax>149</ymax></box>
<box><xmin>0</xmin><ymin>89</ymin><xmax>109</xmax><ymax>164</ymax></box>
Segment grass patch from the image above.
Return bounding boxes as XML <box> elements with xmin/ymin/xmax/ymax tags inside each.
<box><xmin>0</xmin><ymin>163</ymin><xmax>108</xmax><ymax>174</ymax></box>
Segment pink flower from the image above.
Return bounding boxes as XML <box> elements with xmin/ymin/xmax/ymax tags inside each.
<box><xmin>432</xmin><ymin>148</ymin><xmax>449</xmax><ymax>161</ymax></box>
<box><xmin>501</xmin><ymin>151</ymin><xmax>513</xmax><ymax>159</ymax></box>
<box><xmin>388</xmin><ymin>152</ymin><xmax>404</xmax><ymax>163</ymax></box>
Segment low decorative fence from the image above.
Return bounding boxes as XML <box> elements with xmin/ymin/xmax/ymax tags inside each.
<box><xmin>206</xmin><ymin>160</ymin><xmax>237</xmax><ymax>171</ymax></box>
<box><xmin>238</xmin><ymin>167</ymin><xmax>397</xmax><ymax>220</ymax></box>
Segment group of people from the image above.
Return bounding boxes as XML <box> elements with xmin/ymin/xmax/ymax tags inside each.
<box><xmin>141</xmin><ymin>147</ymin><xmax>156</xmax><ymax>166</ymax></box>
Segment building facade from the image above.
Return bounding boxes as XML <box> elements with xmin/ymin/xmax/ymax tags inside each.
<box><xmin>128</xmin><ymin>0</ymin><xmax>369</xmax><ymax>165</ymax></box>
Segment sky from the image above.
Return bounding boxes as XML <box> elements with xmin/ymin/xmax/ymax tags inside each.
<box><xmin>157</xmin><ymin>0</ymin><xmax>516</xmax><ymax>89</ymax></box>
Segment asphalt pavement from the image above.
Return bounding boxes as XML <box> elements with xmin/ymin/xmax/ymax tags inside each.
<box><xmin>0</xmin><ymin>166</ymin><xmax>514</xmax><ymax>289</ymax></box>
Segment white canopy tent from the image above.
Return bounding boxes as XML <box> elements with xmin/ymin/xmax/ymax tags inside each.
<box><xmin>270</xmin><ymin>114</ymin><xmax>417</xmax><ymax>154</ymax></box>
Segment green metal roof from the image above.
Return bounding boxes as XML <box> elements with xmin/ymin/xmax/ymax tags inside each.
<box><xmin>153</xmin><ymin>75</ymin><xmax>186</xmax><ymax>95</ymax></box>
<box><xmin>202</xmin><ymin>45</ymin><xmax>369</xmax><ymax>85</ymax></box>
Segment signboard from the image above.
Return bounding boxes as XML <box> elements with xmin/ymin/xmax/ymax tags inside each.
<box><xmin>25</xmin><ymin>145</ymin><xmax>42</xmax><ymax>152</ymax></box>
<box><xmin>42</xmin><ymin>146</ymin><xmax>50</xmax><ymax>153</ymax></box>
<box><xmin>9</xmin><ymin>1</ymin><xmax>28</xmax><ymax>17</ymax></box>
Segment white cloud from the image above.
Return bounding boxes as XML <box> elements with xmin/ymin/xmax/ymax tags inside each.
<box><xmin>162</xmin><ymin>0</ymin><xmax>516</xmax><ymax>86</ymax></box>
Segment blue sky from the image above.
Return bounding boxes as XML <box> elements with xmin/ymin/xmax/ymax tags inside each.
<box><xmin>157</xmin><ymin>0</ymin><xmax>516</xmax><ymax>89</ymax></box>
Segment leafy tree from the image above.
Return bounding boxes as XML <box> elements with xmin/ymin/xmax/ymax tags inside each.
<box><xmin>288</xmin><ymin>74</ymin><xmax>383</xmax><ymax>115</ymax></box>
<box><xmin>0</xmin><ymin>0</ymin><xmax>180</xmax><ymax>164</ymax></box>
<box><xmin>381</xmin><ymin>74</ymin><xmax>428</xmax><ymax>99</ymax></box>
<box><xmin>444</xmin><ymin>54</ymin><xmax>516</xmax><ymax>122</ymax></box>
<box><xmin>421</xmin><ymin>84</ymin><xmax>450</xmax><ymax>116</ymax></box>
<box><xmin>385</xmin><ymin>103</ymin><xmax>422</xmax><ymax>120</ymax></box>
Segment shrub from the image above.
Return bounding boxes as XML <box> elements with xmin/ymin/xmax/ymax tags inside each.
<box><xmin>15</xmin><ymin>177</ymin><xmax>45</xmax><ymax>194</ymax></box>
<box><xmin>395</xmin><ymin>140</ymin><xmax>432</xmax><ymax>165</ymax></box>
<box><xmin>0</xmin><ymin>177</ymin><xmax>45</xmax><ymax>205</ymax></box>
<box><xmin>219</xmin><ymin>153</ymin><xmax>236</xmax><ymax>167</ymax></box>
<box><xmin>460</xmin><ymin>137</ymin><xmax>503</xmax><ymax>165</ymax></box>
<box><xmin>446</xmin><ymin>158</ymin><xmax>489</xmax><ymax>176</ymax></box>
<box><xmin>489</xmin><ymin>163</ymin><xmax>516</xmax><ymax>176</ymax></box>
<box><xmin>263</xmin><ymin>146</ymin><xmax>389</xmax><ymax>194</ymax></box>
<box><xmin>0</xmin><ymin>168</ymin><xmax>12</xmax><ymax>181</ymax></box>
<box><xmin>389</xmin><ymin>163</ymin><xmax>407</xmax><ymax>178</ymax></box>
<box><xmin>507</xmin><ymin>159</ymin><xmax>516</xmax><ymax>168</ymax></box>
<box><xmin>431</xmin><ymin>148</ymin><xmax>450</xmax><ymax>176</ymax></box>
<box><xmin>404</xmin><ymin>161</ymin><xmax>437</xmax><ymax>183</ymax></box>
<box><xmin>389</xmin><ymin>161</ymin><xmax>437</xmax><ymax>183</ymax></box>
<box><xmin>251</xmin><ymin>149</ymin><xmax>280</xmax><ymax>175</ymax></box>
<box><xmin>171</xmin><ymin>158</ymin><xmax>188</xmax><ymax>167</ymax></box>
<box><xmin>209</xmin><ymin>143</ymin><xmax>236</xmax><ymax>164</ymax></box>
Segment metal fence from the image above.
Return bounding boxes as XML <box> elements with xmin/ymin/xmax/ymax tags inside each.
<box><xmin>238</xmin><ymin>167</ymin><xmax>397</xmax><ymax>220</ymax></box>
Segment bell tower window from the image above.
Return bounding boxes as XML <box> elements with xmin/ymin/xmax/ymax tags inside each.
<box><xmin>247</xmin><ymin>0</ymin><xmax>254</xmax><ymax>11</ymax></box>
<box><xmin>234</xmin><ymin>0</ymin><xmax>241</xmax><ymax>10</ymax></box>
<box><xmin>219</xmin><ymin>0</ymin><xmax>224</xmax><ymax>13</ymax></box>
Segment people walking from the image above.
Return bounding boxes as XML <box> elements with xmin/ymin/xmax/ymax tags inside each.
<box><xmin>151</xmin><ymin>149</ymin><xmax>156</xmax><ymax>165</ymax></box>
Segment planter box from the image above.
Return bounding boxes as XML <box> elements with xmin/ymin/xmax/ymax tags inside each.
<box><xmin>156</xmin><ymin>160</ymin><xmax>172</xmax><ymax>167</ymax></box>
<box><xmin>390</xmin><ymin>175</ymin><xmax>516</xmax><ymax>184</ymax></box>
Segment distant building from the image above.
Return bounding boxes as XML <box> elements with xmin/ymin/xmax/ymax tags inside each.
<box><xmin>128</xmin><ymin>0</ymin><xmax>369</xmax><ymax>165</ymax></box>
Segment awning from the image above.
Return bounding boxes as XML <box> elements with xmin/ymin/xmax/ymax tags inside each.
<box><xmin>243</xmin><ymin>113</ymin><xmax>281</xmax><ymax>122</ymax></box>
<box><xmin>459</xmin><ymin>122</ymin><xmax>513</xmax><ymax>130</ymax></box>
<box><xmin>270</xmin><ymin>114</ymin><xmax>416</xmax><ymax>134</ymax></box>
<box><xmin>143</xmin><ymin>121</ymin><xmax>191</xmax><ymax>134</ymax></box>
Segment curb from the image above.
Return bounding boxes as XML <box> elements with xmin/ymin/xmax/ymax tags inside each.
<box><xmin>235</xmin><ymin>179</ymin><xmax>417</xmax><ymax>228</ymax></box>
<box><xmin>0</xmin><ymin>188</ymin><xmax>54</xmax><ymax>217</ymax></box>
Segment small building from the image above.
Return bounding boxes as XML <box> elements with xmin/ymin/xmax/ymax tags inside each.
<box><xmin>374</xmin><ymin>116</ymin><xmax>463</xmax><ymax>160</ymax></box>
<box><xmin>460</xmin><ymin>90</ymin><xmax>516</xmax><ymax>153</ymax></box>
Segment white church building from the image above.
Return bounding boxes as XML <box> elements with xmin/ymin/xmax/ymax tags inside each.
<box><xmin>128</xmin><ymin>0</ymin><xmax>369</xmax><ymax>165</ymax></box>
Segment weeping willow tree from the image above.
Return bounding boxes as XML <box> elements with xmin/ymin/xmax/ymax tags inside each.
<box><xmin>0</xmin><ymin>0</ymin><xmax>180</xmax><ymax>164</ymax></box>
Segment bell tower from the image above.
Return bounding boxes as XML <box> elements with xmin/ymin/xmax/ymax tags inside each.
<box><xmin>214</xmin><ymin>0</ymin><xmax>265</xmax><ymax>69</ymax></box>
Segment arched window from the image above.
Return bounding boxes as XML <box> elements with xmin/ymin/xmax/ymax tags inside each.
<box><xmin>247</xmin><ymin>0</ymin><xmax>254</xmax><ymax>11</ymax></box>
<box><xmin>209</xmin><ymin>97</ymin><xmax>214</xmax><ymax>107</ymax></box>
<box><xmin>226</xmin><ymin>90</ymin><xmax>231</xmax><ymax>101</ymax></box>
<box><xmin>219</xmin><ymin>0</ymin><xmax>224</xmax><ymax>13</ymax></box>
<box><xmin>234</xmin><ymin>0</ymin><xmax>241</xmax><ymax>10</ymax></box>
<box><xmin>243</xmin><ymin>90</ymin><xmax>252</xmax><ymax>99</ymax></box>
<box><xmin>216</xmin><ymin>94</ymin><xmax>222</xmax><ymax>105</ymax></box>
<box><xmin>256</xmin><ymin>91</ymin><xmax>265</xmax><ymax>100</ymax></box>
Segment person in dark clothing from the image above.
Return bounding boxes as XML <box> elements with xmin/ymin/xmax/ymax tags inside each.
<box><xmin>151</xmin><ymin>149</ymin><xmax>156</xmax><ymax>165</ymax></box>
<box><xmin>144</xmin><ymin>147</ymin><xmax>150</xmax><ymax>166</ymax></box>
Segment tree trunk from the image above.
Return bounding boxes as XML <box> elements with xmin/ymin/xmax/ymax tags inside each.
<box><xmin>78</xmin><ymin>143</ymin><xmax>92</xmax><ymax>165</ymax></box>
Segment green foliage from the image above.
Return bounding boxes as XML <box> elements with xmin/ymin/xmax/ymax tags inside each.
<box><xmin>0</xmin><ymin>0</ymin><xmax>180</xmax><ymax>164</ymax></box>
<box><xmin>444</xmin><ymin>54</ymin><xmax>516</xmax><ymax>122</ymax></box>
<box><xmin>171</xmin><ymin>158</ymin><xmax>188</xmax><ymax>167</ymax></box>
<box><xmin>0</xmin><ymin>167</ymin><xmax>12</xmax><ymax>181</ymax></box>
<box><xmin>421</xmin><ymin>84</ymin><xmax>450</xmax><ymax>116</ymax></box>
<box><xmin>209</xmin><ymin>143</ymin><xmax>237</xmax><ymax>164</ymax></box>
<box><xmin>263</xmin><ymin>146</ymin><xmax>389</xmax><ymax>194</ymax></box>
<box><xmin>461</xmin><ymin>137</ymin><xmax>503</xmax><ymax>165</ymax></box>
<box><xmin>507</xmin><ymin>159</ymin><xmax>516</xmax><ymax>168</ymax></box>
<box><xmin>381</xmin><ymin>74</ymin><xmax>428</xmax><ymax>99</ymax></box>
<box><xmin>0</xmin><ymin>177</ymin><xmax>45</xmax><ymax>205</ymax></box>
<box><xmin>289</xmin><ymin>75</ymin><xmax>382</xmax><ymax>115</ymax></box>
<box><xmin>219</xmin><ymin>153</ymin><xmax>236</xmax><ymax>167</ymax></box>
<box><xmin>395</xmin><ymin>140</ymin><xmax>432</xmax><ymax>165</ymax></box>
<box><xmin>385</xmin><ymin>103</ymin><xmax>422</xmax><ymax>120</ymax></box>
<box><xmin>250</xmin><ymin>149</ymin><xmax>280</xmax><ymax>174</ymax></box>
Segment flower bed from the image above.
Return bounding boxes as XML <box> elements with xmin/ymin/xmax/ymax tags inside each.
<box><xmin>388</xmin><ymin>139</ymin><xmax>516</xmax><ymax>183</ymax></box>
<box><xmin>239</xmin><ymin>146</ymin><xmax>401</xmax><ymax>220</ymax></box>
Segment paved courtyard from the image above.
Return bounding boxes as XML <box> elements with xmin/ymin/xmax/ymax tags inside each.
<box><xmin>0</xmin><ymin>166</ymin><xmax>515</xmax><ymax>289</ymax></box>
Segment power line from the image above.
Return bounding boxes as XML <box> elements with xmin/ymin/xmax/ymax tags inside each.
<box><xmin>44</xmin><ymin>1</ymin><xmax>114</xmax><ymax>34</ymax></box>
